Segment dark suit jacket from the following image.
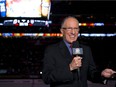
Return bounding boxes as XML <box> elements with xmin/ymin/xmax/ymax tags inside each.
<box><xmin>42</xmin><ymin>40</ymin><xmax>102</xmax><ymax>87</ymax></box>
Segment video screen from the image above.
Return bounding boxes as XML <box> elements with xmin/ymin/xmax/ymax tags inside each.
<box><xmin>0</xmin><ymin>0</ymin><xmax>51</xmax><ymax>18</ymax></box>
<box><xmin>0</xmin><ymin>0</ymin><xmax>6</xmax><ymax>17</ymax></box>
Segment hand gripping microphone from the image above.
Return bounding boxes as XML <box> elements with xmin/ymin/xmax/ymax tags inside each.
<box><xmin>72</xmin><ymin>41</ymin><xmax>83</xmax><ymax>80</ymax></box>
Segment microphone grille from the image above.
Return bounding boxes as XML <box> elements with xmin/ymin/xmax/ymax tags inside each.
<box><xmin>72</xmin><ymin>48</ymin><xmax>83</xmax><ymax>55</ymax></box>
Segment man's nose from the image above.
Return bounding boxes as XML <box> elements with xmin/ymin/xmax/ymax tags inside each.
<box><xmin>71</xmin><ymin>29</ymin><xmax>75</xmax><ymax>34</ymax></box>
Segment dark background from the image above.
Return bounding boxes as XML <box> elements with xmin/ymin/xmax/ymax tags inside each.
<box><xmin>0</xmin><ymin>1</ymin><xmax>116</xmax><ymax>79</ymax></box>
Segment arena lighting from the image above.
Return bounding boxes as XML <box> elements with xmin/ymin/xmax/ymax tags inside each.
<box><xmin>79</xmin><ymin>23</ymin><xmax>104</xmax><ymax>26</ymax></box>
<box><xmin>13</xmin><ymin>33</ymin><xmax>22</xmax><ymax>37</ymax></box>
<box><xmin>94</xmin><ymin>23</ymin><xmax>104</xmax><ymax>26</ymax></box>
<box><xmin>37</xmin><ymin>33</ymin><xmax>44</xmax><ymax>36</ymax></box>
<box><xmin>44</xmin><ymin>33</ymin><xmax>50</xmax><ymax>37</ymax></box>
<box><xmin>89</xmin><ymin>33</ymin><xmax>106</xmax><ymax>37</ymax></box>
<box><xmin>89</xmin><ymin>23</ymin><xmax>94</xmax><ymax>27</ymax></box>
<box><xmin>2</xmin><ymin>33</ymin><xmax>13</xmax><ymax>37</ymax></box>
<box><xmin>106</xmin><ymin>33</ymin><xmax>116</xmax><ymax>37</ymax></box>
<box><xmin>40</xmin><ymin>71</ymin><xmax>42</xmax><ymax>75</ymax></box>
<box><xmin>80</xmin><ymin>23</ymin><xmax>87</xmax><ymax>26</ymax></box>
<box><xmin>81</xmin><ymin>33</ymin><xmax>90</xmax><ymax>37</ymax></box>
<box><xmin>0</xmin><ymin>33</ymin><xmax>115</xmax><ymax>37</ymax></box>
<box><xmin>80</xmin><ymin>33</ymin><xmax>116</xmax><ymax>37</ymax></box>
<box><xmin>0</xmin><ymin>33</ymin><xmax>2</xmax><ymax>36</ymax></box>
<box><xmin>21</xmin><ymin>33</ymin><xmax>38</xmax><ymax>36</ymax></box>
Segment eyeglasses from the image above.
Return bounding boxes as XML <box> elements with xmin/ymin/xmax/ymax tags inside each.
<box><xmin>62</xmin><ymin>27</ymin><xmax>79</xmax><ymax>32</ymax></box>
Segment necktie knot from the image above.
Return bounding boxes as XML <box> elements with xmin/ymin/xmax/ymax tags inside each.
<box><xmin>70</xmin><ymin>44</ymin><xmax>72</xmax><ymax>48</ymax></box>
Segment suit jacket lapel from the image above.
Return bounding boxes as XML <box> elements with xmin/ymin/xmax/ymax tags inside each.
<box><xmin>59</xmin><ymin>40</ymin><xmax>72</xmax><ymax>63</ymax></box>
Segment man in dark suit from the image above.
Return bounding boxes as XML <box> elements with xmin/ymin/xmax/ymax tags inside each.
<box><xmin>42</xmin><ymin>16</ymin><xmax>116</xmax><ymax>87</ymax></box>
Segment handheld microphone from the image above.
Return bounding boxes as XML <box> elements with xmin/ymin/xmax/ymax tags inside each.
<box><xmin>72</xmin><ymin>41</ymin><xmax>83</xmax><ymax>57</ymax></box>
<box><xmin>72</xmin><ymin>41</ymin><xmax>83</xmax><ymax>80</ymax></box>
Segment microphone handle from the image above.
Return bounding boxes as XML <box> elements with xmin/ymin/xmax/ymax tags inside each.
<box><xmin>72</xmin><ymin>54</ymin><xmax>82</xmax><ymax>80</ymax></box>
<box><xmin>77</xmin><ymin>68</ymin><xmax>82</xmax><ymax>87</ymax></box>
<box><xmin>77</xmin><ymin>68</ymin><xmax>81</xmax><ymax>80</ymax></box>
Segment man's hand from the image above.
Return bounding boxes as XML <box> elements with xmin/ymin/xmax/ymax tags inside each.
<box><xmin>69</xmin><ymin>56</ymin><xmax>82</xmax><ymax>71</ymax></box>
<box><xmin>101</xmin><ymin>68</ymin><xmax>116</xmax><ymax>78</ymax></box>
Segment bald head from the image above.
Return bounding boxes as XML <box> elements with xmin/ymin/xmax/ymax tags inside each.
<box><xmin>61</xmin><ymin>16</ymin><xmax>79</xmax><ymax>29</ymax></box>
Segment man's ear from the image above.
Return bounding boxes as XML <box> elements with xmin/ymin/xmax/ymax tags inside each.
<box><xmin>60</xmin><ymin>29</ymin><xmax>63</xmax><ymax>34</ymax></box>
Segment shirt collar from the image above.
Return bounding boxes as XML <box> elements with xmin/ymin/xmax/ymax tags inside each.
<box><xmin>63</xmin><ymin>39</ymin><xmax>70</xmax><ymax>48</ymax></box>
